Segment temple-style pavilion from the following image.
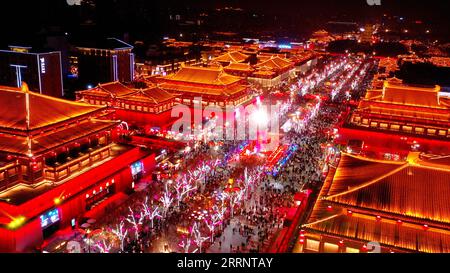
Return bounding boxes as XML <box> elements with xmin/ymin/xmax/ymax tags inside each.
<box><xmin>76</xmin><ymin>81</ymin><xmax>178</xmax><ymax>129</ymax></box>
<box><xmin>154</xmin><ymin>65</ymin><xmax>252</xmax><ymax>107</ymax></box>
<box><xmin>295</xmin><ymin>152</ymin><xmax>450</xmax><ymax>253</ymax></box>
<box><xmin>0</xmin><ymin>84</ymin><xmax>156</xmax><ymax>252</ymax></box>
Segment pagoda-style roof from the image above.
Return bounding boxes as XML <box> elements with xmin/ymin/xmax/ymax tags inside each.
<box><xmin>161</xmin><ymin>66</ymin><xmax>243</xmax><ymax>86</ymax></box>
<box><xmin>255</xmin><ymin>56</ymin><xmax>293</xmax><ymax>71</ymax></box>
<box><xmin>353</xmin><ymin>79</ymin><xmax>450</xmax><ymax>126</ymax></box>
<box><xmin>305</xmin><ymin>152</ymin><xmax>450</xmax><ymax>252</ymax></box>
<box><xmin>118</xmin><ymin>86</ymin><xmax>176</xmax><ymax>104</ymax></box>
<box><xmin>0</xmin><ymin>85</ymin><xmax>106</xmax><ymax>132</ymax></box>
<box><xmin>77</xmin><ymin>82</ymin><xmax>136</xmax><ymax>98</ymax></box>
<box><xmin>224</xmin><ymin>62</ymin><xmax>254</xmax><ymax>72</ymax></box>
<box><xmin>212</xmin><ymin>51</ymin><xmax>249</xmax><ymax>63</ymax></box>
<box><xmin>0</xmin><ymin>119</ymin><xmax>118</xmax><ymax>157</ymax></box>
<box><xmin>381</xmin><ymin>79</ymin><xmax>441</xmax><ymax>108</ymax></box>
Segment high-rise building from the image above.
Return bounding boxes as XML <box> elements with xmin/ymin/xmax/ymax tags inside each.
<box><xmin>0</xmin><ymin>46</ymin><xmax>64</xmax><ymax>98</ymax></box>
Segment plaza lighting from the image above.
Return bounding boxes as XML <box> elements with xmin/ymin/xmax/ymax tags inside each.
<box><xmin>7</xmin><ymin>216</ymin><xmax>26</xmax><ymax>230</ymax></box>
<box><xmin>251</xmin><ymin>108</ymin><xmax>269</xmax><ymax>126</ymax></box>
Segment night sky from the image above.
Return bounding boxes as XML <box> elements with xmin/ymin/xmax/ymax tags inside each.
<box><xmin>0</xmin><ymin>0</ymin><xmax>448</xmax><ymax>46</ymax></box>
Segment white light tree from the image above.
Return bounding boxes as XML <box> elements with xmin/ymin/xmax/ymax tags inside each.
<box><xmin>204</xmin><ymin>212</ymin><xmax>222</xmax><ymax>243</ymax></box>
<box><xmin>222</xmin><ymin>189</ymin><xmax>244</xmax><ymax>218</ymax></box>
<box><xmin>191</xmin><ymin>222</ymin><xmax>208</xmax><ymax>253</ymax></box>
<box><xmin>96</xmin><ymin>239</ymin><xmax>113</xmax><ymax>253</ymax></box>
<box><xmin>173</xmin><ymin>175</ymin><xmax>197</xmax><ymax>207</ymax></box>
<box><xmin>243</xmin><ymin>167</ymin><xmax>252</xmax><ymax>196</ymax></box>
<box><xmin>178</xmin><ymin>236</ymin><xmax>192</xmax><ymax>253</ymax></box>
<box><xmin>160</xmin><ymin>183</ymin><xmax>174</xmax><ymax>217</ymax></box>
<box><xmin>111</xmin><ymin>220</ymin><xmax>128</xmax><ymax>252</ymax></box>
<box><xmin>142</xmin><ymin>196</ymin><xmax>162</xmax><ymax>229</ymax></box>
<box><xmin>126</xmin><ymin>207</ymin><xmax>144</xmax><ymax>240</ymax></box>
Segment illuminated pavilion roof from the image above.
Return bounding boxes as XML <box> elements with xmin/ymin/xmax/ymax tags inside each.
<box><xmin>0</xmin><ymin>85</ymin><xmax>118</xmax><ymax>157</ymax></box>
<box><xmin>349</xmin><ymin>79</ymin><xmax>450</xmax><ymax>134</ymax></box>
<box><xmin>118</xmin><ymin>86</ymin><xmax>176</xmax><ymax>104</ymax></box>
<box><xmin>212</xmin><ymin>51</ymin><xmax>249</xmax><ymax>63</ymax></box>
<box><xmin>77</xmin><ymin>82</ymin><xmax>176</xmax><ymax>104</ymax></box>
<box><xmin>304</xmin><ymin>152</ymin><xmax>450</xmax><ymax>252</ymax></box>
<box><xmin>361</xmin><ymin>79</ymin><xmax>444</xmax><ymax>108</ymax></box>
<box><xmin>0</xmin><ymin>85</ymin><xmax>106</xmax><ymax>132</ymax></box>
<box><xmin>224</xmin><ymin>62</ymin><xmax>254</xmax><ymax>72</ymax></box>
<box><xmin>255</xmin><ymin>56</ymin><xmax>293</xmax><ymax>71</ymax></box>
<box><xmin>162</xmin><ymin>66</ymin><xmax>243</xmax><ymax>85</ymax></box>
<box><xmin>156</xmin><ymin>66</ymin><xmax>248</xmax><ymax>98</ymax></box>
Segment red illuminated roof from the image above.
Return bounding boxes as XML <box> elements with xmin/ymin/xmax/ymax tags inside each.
<box><xmin>212</xmin><ymin>51</ymin><xmax>249</xmax><ymax>63</ymax></box>
<box><xmin>119</xmin><ymin>87</ymin><xmax>176</xmax><ymax>104</ymax></box>
<box><xmin>305</xmin><ymin>152</ymin><xmax>450</xmax><ymax>252</ymax></box>
<box><xmin>256</xmin><ymin>56</ymin><xmax>293</xmax><ymax>70</ymax></box>
<box><xmin>162</xmin><ymin>66</ymin><xmax>243</xmax><ymax>85</ymax></box>
<box><xmin>0</xmin><ymin>86</ymin><xmax>105</xmax><ymax>132</ymax></box>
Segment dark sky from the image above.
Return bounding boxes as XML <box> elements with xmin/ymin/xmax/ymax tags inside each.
<box><xmin>0</xmin><ymin>0</ymin><xmax>448</xmax><ymax>45</ymax></box>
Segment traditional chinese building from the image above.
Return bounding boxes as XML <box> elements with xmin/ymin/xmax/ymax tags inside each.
<box><xmin>223</xmin><ymin>63</ymin><xmax>254</xmax><ymax>77</ymax></box>
<box><xmin>0</xmin><ymin>84</ymin><xmax>156</xmax><ymax>252</ymax></box>
<box><xmin>295</xmin><ymin>152</ymin><xmax>450</xmax><ymax>253</ymax></box>
<box><xmin>346</xmin><ymin>79</ymin><xmax>450</xmax><ymax>139</ymax></box>
<box><xmin>76</xmin><ymin>81</ymin><xmax>178</xmax><ymax>129</ymax></box>
<box><xmin>211</xmin><ymin>51</ymin><xmax>250</xmax><ymax>66</ymax></box>
<box><xmin>247</xmin><ymin>56</ymin><xmax>296</xmax><ymax>88</ymax></box>
<box><xmin>154</xmin><ymin>65</ymin><xmax>251</xmax><ymax>108</ymax></box>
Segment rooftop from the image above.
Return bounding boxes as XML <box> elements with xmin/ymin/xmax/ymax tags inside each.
<box><xmin>305</xmin><ymin>152</ymin><xmax>450</xmax><ymax>252</ymax></box>
<box><xmin>161</xmin><ymin>66</ymin><xmax>244</xmax><ymax>86</ymax></box>
<box><xmin>0</xmin><ymin>85</ymin><xmax>106</xmax><ymax>133</ymax></box>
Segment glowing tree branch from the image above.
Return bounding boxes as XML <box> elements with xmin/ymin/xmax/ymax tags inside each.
<box><xmin>191</xmin><ymin>222</ymin><xmax>208</xmax><ymax>253</ymax></box>
<box><xmin>174</xmin><ymin>175</ymin><xmax>197</xmax><ymax>207</ymax></box>
<box><xmin>160</xmin><ymin>183</ymin><xmax>174</xmax><ymax>217</ymax></box>
<box><xmin>126</xmin><ymin>207</ymin><xmax>144</xmax><ymax>240</ymax></box>
<box><xmin>178</xmin><ymin>236</ymin><xmax>192</xmax><ymax>253</ymax></box>
<box><xmin>111</xmin><ymin>220</ymin><xmax>128</xmax><ymax>252</ymax></box>
<box><xmin>142</xmin><ymin>197</ymin><xmax>162</xmax><ymax>229</ymax></box>
<box><xmin>96</xmin><ymin>239</ymin><xmax>113</xmax><ymax>253</ymax></box>
<box><xmin>204</xmin><ymin>212</ymin><xmax>222</xmax><ymax>242</ymax></box>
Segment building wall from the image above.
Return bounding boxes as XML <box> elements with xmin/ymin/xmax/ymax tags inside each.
<box><xmin>77</xmin><ymin>49</ymin><xmax>133</xmax><ymax>86</ymax></box>
<box><xmin>0</xmin><ymin>51</ymin><xmax>63</xmax><ymax>98</ymax></box>
<box><xmin>0</xmin><ymin>149</ymin><xmax>156</xmax><ymax>252</ymax></box>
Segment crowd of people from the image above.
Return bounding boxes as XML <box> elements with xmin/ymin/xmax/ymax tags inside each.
<box><xmin>64</xmin><ymin>54</ymin><xmax>362</xmax><ymax>254</ymax></box>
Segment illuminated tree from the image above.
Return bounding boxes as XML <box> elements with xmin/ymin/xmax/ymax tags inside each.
<box><xmin>142</xmin><ymin>197</ymin><xmax>161</xmax><ymax>229</ymax></box>
<box><xmin>126</xmin><ymin>207</ymin><xmax>144</xmax><ymax>240</ymax></box>
<box><xmin>173</xmin><ymin>175</ymin><xmax>197</xmax><ymax>207</ymax></box>
<box><xmin>204</xmin><ymin>211</ymin><xmax>222</xmax><ymax>242</ymax></box>
<box><xmin>96</xmin><ymin>239</ymin><xmax>113</xmax><ymax>253</ymax></box>
<box><xmin>160</xmin><ymin>183</ymin><xmax>174</xmax><ymax>217</ymax></box>
<box><xmin>191</xmin><ymin>222</ymin><xmax>208</xmax><ymax>253</ymax></box>
<box><xmin>111</xmin><ymin>220</ymin><xmax>128</xmax><ymax>252</ymax></box>
<box><xmin>178</xmin><ymin>236</ymin><xmax>192</xmax><ymax>253</ymax></box>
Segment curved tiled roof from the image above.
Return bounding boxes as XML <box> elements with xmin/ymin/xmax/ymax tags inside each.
<box><xmin>163</xmin><ymin>66</ymin><xmax>243</xmax><ymax>85</ymax></box>
<box><xmin>0</xmin><ymin>86</ymin><xmax>105</xmax><ymax>132</ymax></box>
<box><xmin>212</xmin><ymin>51</ymin><xmax>249</xmax><ymax>63</ymax></box>
<box><xmin>304</xmin><ymin>152</ymin><xmax>450</xmax><ymax>252</ymax></box>
<box><xmin>119</xmin><ymin>87</ymin><xmax>176</xmax><ymax>104</ymax></box>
